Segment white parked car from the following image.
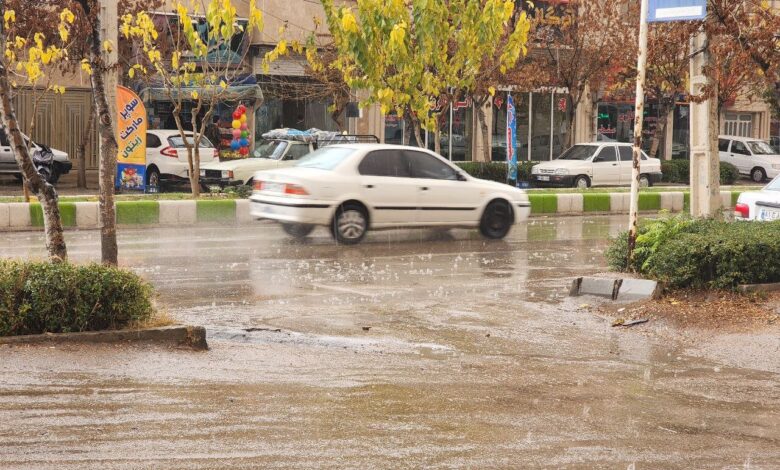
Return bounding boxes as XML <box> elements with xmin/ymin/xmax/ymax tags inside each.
<box><xmin>531</xmin><ymin>142</ymin><xmax>663</xmax><ymax>189</ymax></box>
<box><xmin>199</xmin><ymin>139</ymin><xmax>316</xmax><ymax>189</ymax></box>
<box><xmin>249</xmin><ymin>144</ymin><xmax>531</xmax><ymax>244</ymax></box>
<box><xmin>734</xmin><ymin>174</ymin><xmax>780</xmax><ymax>221</ymax></box>
<box><xmin>145</xmin><ymin>130</ymin><xmax>217</xmax><ymax>188</ymax></box>
<box><xmin>718</xmin><ymin>135</ymin><xmax>780</xmax><ymax>183</ymax></box>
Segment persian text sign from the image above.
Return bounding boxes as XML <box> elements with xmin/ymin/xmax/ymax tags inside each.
<box><xmin>116</xmin><ymin>86</ymin><xmax>147</xmax><ymax>191</ymax></box>
<box><xmin>648</xmin><ymin>0</ymin><xmax>706</xmax><ymax>22</ymax></box>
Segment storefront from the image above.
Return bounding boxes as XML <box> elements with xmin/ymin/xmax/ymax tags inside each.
<box><xmin>596</xmin><ymin>100</ymin><xmax>667</xmax><ymax>158</ymax></box>
<box><xmin>492</xmin><ymin>89</ymin><xmax>569</xmax><ymax>162</ymax></box>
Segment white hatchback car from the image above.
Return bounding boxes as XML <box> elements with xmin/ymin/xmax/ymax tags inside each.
<box><xmin>718</xmin><ymin>135</ymin><xmax>780</xmax><ymax>183</ymax></box>
<box><xmin>531</xmin><ymin>142</ymin><xmax>663</xmax><ymax>189</ymax></box>
<box><xmin>249</xmin><ymin>144</ymin><xmax>531</xmax><ymax>244</ymax></box>
<box><xmin>145</xmin><ymin>130</ymin><xmax>217</xmax><ymax>188</ymax></box>
<box><xmin>734</xmin><ymin>174</ymin><xmax>780</xmax><ymax>221</ymax></box>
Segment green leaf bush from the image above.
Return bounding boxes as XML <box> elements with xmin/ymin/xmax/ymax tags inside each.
<box><xmin>456</xmin><ymin>161</ymin><xmax>539</xmax><ymax>183</ymax></box>
<box><xmin>0</xmin><ymin>260</ymin><xmax>155</xmax><ymax>336</ymax></box>
<box><xmin>606</xmin><ymin>216</ymin><xmax>780</xmax><ymax>289</ymax></box>
<box><xmin>661</xmin><ymin>159</ymin><xmax>740</xmax><ymax>185</ymax></box>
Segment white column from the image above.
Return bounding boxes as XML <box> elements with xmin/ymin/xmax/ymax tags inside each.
<box><xmin>689</xmin><ymin>31</ymin><xmax>721</xmax><ymax>217</ymax></box>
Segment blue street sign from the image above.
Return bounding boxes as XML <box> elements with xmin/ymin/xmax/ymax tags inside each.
<box><xmin>648</xmin><ymin>0</ymin><xmax>706</xmax><ymax>22</ymax></box>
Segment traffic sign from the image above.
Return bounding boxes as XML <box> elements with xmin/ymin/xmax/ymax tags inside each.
<box><xmin>648</xmin><ymin>0</ymin><xmax>706</xmax><ymax>22</ymax></box>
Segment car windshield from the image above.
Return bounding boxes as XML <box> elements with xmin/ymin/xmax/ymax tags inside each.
<box><xmin>168</xmin><ymin>135</ymin><xmax>214</xmax><ymax>148</ymax></box>
<box><xmin>557</xmin><ymin>145</ymin><xmax>598</xmax><ymax>160</ymax></box>
<box><xmin>747</xmin><ymin>141</ymin><xmax>777</xmax><ymax>155</ymax></box>
<box><xmin>296</xmin><ymin>147</ymin><xmax>355</xmax><ymax>170</ymax></box>
<box><xmin>253</xmin><ymin>140</ymin><xmax>288</xmax><ymax>160</ymax></box>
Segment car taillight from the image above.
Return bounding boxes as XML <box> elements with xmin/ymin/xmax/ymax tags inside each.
<box><xmin>160</xmin><ymin>146</ymin><xmax>178</xmax><ymax>158</ymax></box>
<box><xmin>284</xmin><ymin>184</ymin><xmax>309</xmax><ymax>196</ymax></box>
<box><xmin>735</xmin><ymin>203</ymin><xmax>750</xmax><ymax>219</ymax></box>
<box><xmin>253</xmin><ymin>180</ymin><xmax>264</xmax><ymax>191</ymax></box>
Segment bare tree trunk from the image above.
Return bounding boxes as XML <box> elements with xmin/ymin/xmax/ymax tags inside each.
<box><xmin>411</xmin><ymin>116</ymin><xmax>423</xmax><ymax>148</ymax></box>
<box><xmin>80</xmin><ymin>0</ymin><xmax>118</xmax><ymax>266</ymax></box>
<box><xmin>648</xmin><ymin>99</ymin><xmax>671</xmax><ymax>159</ymax></box>
<box><xmin>77</xmin><ymin>103</ymin><xmax>96</xmax><ymax>189</ymax></box>
<box><xmin>0</xmin><ymin>63</ymin><xmax>67</xmax><ymax>261</ymax></box>
<box><xmin>434</xmin><ymin>124</ymin><xmax>441</xmax><ymax>155</ymax></box>
<box><xmin>475</xmin><ymin>97</ymin><xmax>490</xmax><ymax>162</ymax></box>
<box><xmin>402</xmin><ymin>110</ymin><xmax>411</xmax><ymax>146</ymax></box>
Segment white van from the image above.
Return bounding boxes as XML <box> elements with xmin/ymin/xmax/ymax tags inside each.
<box><xmin>531</xmin><ymin>142</ymin><xmax>663</xmax><ymax>189</ymax></box>
<box><xmin>718</xmin><ymin>135</ymin><xmax>780</xmax><ymax>183</ymax></box>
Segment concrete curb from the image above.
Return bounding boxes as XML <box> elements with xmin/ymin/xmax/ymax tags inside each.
<box><xmin>737</xmin><ymin>282</ymin><xmax>780</xmax><ymax>294</ymax></box>
<box><xmin>0</xmin><ymin>190</ymin><xmax>744</xmax><ymax>231</ymax></box>
<box><xmin>0</xmin><ymin>325</ymin><xmax>208</xmax><ymax>350</ymax></box>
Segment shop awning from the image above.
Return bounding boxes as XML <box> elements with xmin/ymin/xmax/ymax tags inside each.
<box><xmin>139</xmin><ymin>84</ymin><xmax>263</xmax><ymax>104</ymax></box>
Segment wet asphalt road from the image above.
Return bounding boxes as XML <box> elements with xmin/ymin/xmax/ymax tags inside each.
<box><xmin>0</xmin><ymin>217</ymin><xmax>778</xmax><ymax>469</ymax></box>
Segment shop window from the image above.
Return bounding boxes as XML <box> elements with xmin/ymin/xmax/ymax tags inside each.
<box><xmin>531</xmin><ymin>92</ymin><xmax>552</xmax><ymax>161</ymax></box>
<box><xmin>492</xmin><ymin>92</ymin><xmax>529</xmax><ymax>162</ymax></box>
<box><xmin>672</xmin><ymin>104</ymin><xmax>689</xmax><ymax>160</ymax></box>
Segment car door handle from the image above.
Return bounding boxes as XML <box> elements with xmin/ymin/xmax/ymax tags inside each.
<box><xmin>364</xmin><ymin>184</ymin><xmax>374</xmax><ymax>189</ymax></box>
<box><xmin>611</xmin><ymin>163</ymin><xmax>618</xmax><ymax>166</ymax></box>
<box><xmin>420</xmin><ymin>186</ymin><xmax>429</xmax><ymax>191</ymax></box>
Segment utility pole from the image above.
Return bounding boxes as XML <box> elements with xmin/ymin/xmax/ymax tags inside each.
<box><xmin>688</xmin><ymin>30</ymin><xmax>720</xmax><ymax>217</ymax></box>
<box><xmin>627</xmin><ymin>0</ymin><xmax>649</xmax><ymax>256</ymax></box>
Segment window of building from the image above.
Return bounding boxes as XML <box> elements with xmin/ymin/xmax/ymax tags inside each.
<box><xmin>672</xmin><ymin>104</ymin><xmax>690</xmax><ymax>160</ymax></box>
<box><xmin>722</xmin><ymin>113</ymin><xmax>753</xmax><ymax>137</ymax></box>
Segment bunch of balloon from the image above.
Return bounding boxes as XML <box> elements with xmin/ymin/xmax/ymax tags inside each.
<box><xmin>230</xmin><ymin>104</ymin><xmax>251</xmax><ymax>157</ymax></box>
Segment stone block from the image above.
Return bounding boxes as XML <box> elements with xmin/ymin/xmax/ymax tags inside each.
<box><xmin>660</xmin><ymin>192</ymin><xmax>684</xmax><ymax>212</ymax></box>
<box><xmin>74</xmin><ymin>202</ymin><xmax>99</xmax><ymax>229</ymax></box>
<box><xmin>570</xmin><ymin>277</ymin><xmax>620</xmax><ymax>299</ymax></box>
<box><xmin>235</xmin><ymin>199</ymin><xmax>252</xmax><ymax>223</ymax></box>
<box><xmin>158</xmin><ymin>200</ymin><xmax>196</xmax><ymax>225</ymax></box>
<box><xmin>616</xmin><ymin>279</ymin><xmax>660</xmax><ymax>302</ymax></box>
<box><xmin>609</xmin><ymin>193</ymin><xmax>629</xmax><ymax>213</ymax></box>
<box><xmin>8</xmin><ymin>203</ymin><xmax>31</xmax><ymax>228</ymax></box>
<box><xmin>0</xmin><ymin>204</ymin><xmax>9</xmax><ymax>228</ymax></box>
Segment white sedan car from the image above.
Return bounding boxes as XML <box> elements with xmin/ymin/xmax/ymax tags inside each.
<box><xmin>735</xmin><ymin>174</ymin><xmax>780</xmax><ymax>221</ymax></box>
<box><xmin>249</xmin><ymin>144</ymin><xmax>531</xmax><ymax>244</ymax></box>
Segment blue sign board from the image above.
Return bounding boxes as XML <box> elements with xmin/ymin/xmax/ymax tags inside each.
<box><xmin>648</xmin><ymin>0</ymin><xmax>706</xmax><ymax>22</ymax></box>
<box><xmin>506</xmin><ymin>94</ymin><xmax>518</xmax><ymax>182</ymax></box>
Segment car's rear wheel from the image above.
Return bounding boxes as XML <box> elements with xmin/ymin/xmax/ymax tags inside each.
<box><xmin>282</xmin><ymin>223</ymin><xmax>315</xmax><ymax>239</ymax></box>
<box><xmin>751</xmin><ymin>167</ymin><xmax>766</xmax><ymax>183</ymax></box>
<box><xmin>332</xmin><ymin>203</ymin><xmax>368</xmax><ymax>245</ymax></box>
<box><xmin>479</xmin><ymin>200</ymin><xmax>513</xmax><ymax>240</ymax></box>
<box><xmin>639</xmin><ymin>174</ymin><xmax>651</xmax><ymax>188</ymax></box>
<box><xmin>574</xmin><ymin>175</ymin><xmax>590</xmax><ymax>189</ymax></box>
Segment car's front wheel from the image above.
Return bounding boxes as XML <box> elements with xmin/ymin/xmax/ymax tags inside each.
<box><xmin>479</xmin><ymin>200</ymin><xmax>513</xmax><ymax>240</ymax></box>
<box><xmin>573</xmin><ymin>175</ymin><xmax>590</xmax><ymax>189</ymax></box>
<box><xmin>639</xmin><ymin>174</ymin><xmax>651</xmax><ymax>188</ymax></box>
<box><xmin>332</xmin><ymin>203</ymin><xmax>368</xmax><ymax>245</ymax></box>
<box><xmin>146</xmin><ymin>167</ymin><xmax>161</xmax><ymax>189</ymax></box>
<box><xmin>282</xmin><ymin>223</ymin><xmax>315</xmax><ymax>239</ymax></box>
<box><xmin>751</xmin><ymin>167</ymin><xmax>766</xmax><ymax>183</ymax></box>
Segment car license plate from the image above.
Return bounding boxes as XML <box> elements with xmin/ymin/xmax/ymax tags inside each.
<box><xmin>537</xmin><ymin>176</ymin><xmax>550</xmax><ymax>182</ymax></box>
<box><xmin>264</xmin><ymin>182</ymin><xmax>284</xmax><ymax>193</ymax></box>
<box><xmin>263</xmin><ymin>205</ymin><xmax>274</xmax><ymax>214</ymax></box>
<box><xmin>758</xmin><ymin>207</ymin><xmax>780</xmax><ymax>221</ymax></box>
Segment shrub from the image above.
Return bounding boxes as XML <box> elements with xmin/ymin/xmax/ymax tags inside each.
<box><xmin>661</xmin><ymin>159</ymin><xmax>740</xmax><ymax>185</ymax></box>
<box><xmin>0</xmin><ymin>260</ymin><xmax>155</xmax><ymax>336</ymax></box>
<box><xmin>456</xmin><ymin>161</ymin><xmax>539</xmax><ymax>183</ymax></box>
<box><xmin>606</xmin><ymin>216</ymin><xmax>780</xmax><ymax>289</ymax></box>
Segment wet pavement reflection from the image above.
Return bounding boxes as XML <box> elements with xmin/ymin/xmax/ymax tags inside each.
<box><xmin>1</xmin><ymin>216</ymin><xmax>778</xmax><ymax>469</ymax></box>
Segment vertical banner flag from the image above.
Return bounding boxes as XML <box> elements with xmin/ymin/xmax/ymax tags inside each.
<box><xmin>648</xmin><ymin>0</ymin><xmax>706</xmax><ymax>22</ymax></box>
<box><xmin>116</xmin><ymin>86</ymin><xmax>148</xmax><ymax>191</ymax></box>
<box><xmin>506</xmin><ymin>94</ymin><xmax>518</xmax><ymax>182</ymax></box>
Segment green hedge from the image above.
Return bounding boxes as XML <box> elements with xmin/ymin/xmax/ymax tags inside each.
<box><xmin>583</xmin><ymin>193</ymin><xmax>610</xmax><ymax>212</ymax></box>
<box><xmin>529</xmin><ymin>194</ymin><xmax>557</xmax><ymax>214</ymax></box>
<box><xmin>606</xmin><ymin>216</ymin><xmax>780</xmax><ymax>289</ymax></box>
<box><xmin>661</xmin><ymin>159</ymin><xmax>740</xmax><ymax>185</ymax></box>
<box><xmin>456</xmin><ymin>161</ymin><xmax>539</xmax><ymax>183</ymax></box>
<box><xmin>196</xmin><ymin>199</ymin><xmax>236</xmax><ymax>223</ymax></box>
<box><xmin>0</xmin><ymin>260</ymin><xmax>155</xmax><ymax>336</ymax></box>
<box><xmin>116</xmin><ymin>201</ymin><xmax>159</xmax><ymax>224</ymax></box>
<box><xmin>30</xmin><ymin>202</ymin><xmax>76</xmax><ymax>227</ymax></box>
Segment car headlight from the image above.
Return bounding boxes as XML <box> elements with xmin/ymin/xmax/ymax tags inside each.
<box><xmin>199</xmin><ymin>169</ymin><xmax>205</xmax><ymax>177</ymax></box>
<box><xmin>531</xmin><ymin>166</ymin><xmax>539</xmax><ymax>174</ymax></box>
<box><xmin>555</xmin><ymin>168</ymin><xmax>569</xmax><ymax>175</ymax></box>
<box><xmin>221</xmin><ymin>170</ymin><xmax>233</xmax><ymax>179</ymax></box>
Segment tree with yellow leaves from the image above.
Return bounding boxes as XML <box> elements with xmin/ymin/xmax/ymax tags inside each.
<box><xmin>0</xmin><ymin>6</ymin><xmax>77</xmax><ymax>261</ymax></box>
<box><xmin>121</xmin><ymin>0</ymin><xmax>266</xmax><ymax>197</ymax></box>
<box><xmin>309</xmin><ymin>0</ymin><xmax>530</xmax><ymax>151</ymax></box>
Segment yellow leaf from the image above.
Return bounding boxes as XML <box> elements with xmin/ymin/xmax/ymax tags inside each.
<box><xmin>103</xmin><ymin>40</ymin><xmax>114</xmax><ymax>53</ymax></box>
<box><xmin>80</xmin><ymin>59</ymin><xmax>92</xmax><ymax>75</ymax></box>
<box><xmin>488</xmin><ymin>86</ymin><xmax>496</xmax><ymax>97</ymax></box>
<box><xmin>191</xmin><ymin>90</ymin><xmax>199</xmax><ymax>100</ymax></box>
<box><xmin>4</xmin><ymin>10</ymin><xmax>15</xmax><ymax>28</ymax></box>
<box><xmin>58</xmin><ymin>25</ymin><xmax>69</xmax><ymax>43</ymax></box>
<box><xmin>219</xmin><ymin>80</ymin><xmax>227</xmax><ymax>90</ymax></box>
<box><xmin>128</xmin><ymin>67</ymin><xmax>135</xmax><ymax>78</ymax></box>
<box><xmin>341</xmin><ymin>11</ymin><xmax>358</xmax><ymax>33</ymax></box>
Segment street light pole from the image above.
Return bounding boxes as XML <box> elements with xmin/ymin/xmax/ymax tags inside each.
<box><xmin>628</xmin><ymin>0</ymin><xmax>649</xmax><ymax>257</ymax></box>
